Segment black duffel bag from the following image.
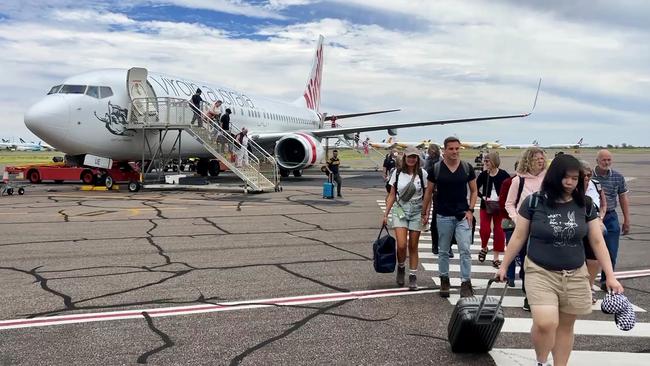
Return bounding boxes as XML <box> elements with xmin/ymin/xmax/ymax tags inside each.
<box><xmin>373</xmin><ymin>224</ymin><xmax>396</xmax><ymax>273</ymax></box>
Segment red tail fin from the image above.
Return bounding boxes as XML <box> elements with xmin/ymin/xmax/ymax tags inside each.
<box><xmin>302</xmin><ymin>35</ymin><xmax>324</xmax><ymax>112</ymax></box>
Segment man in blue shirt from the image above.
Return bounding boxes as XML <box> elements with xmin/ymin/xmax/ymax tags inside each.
<box><xmin>593</xmin><ymin>149</ymin><xmax>630</xmax><ymax>289</ymax></box>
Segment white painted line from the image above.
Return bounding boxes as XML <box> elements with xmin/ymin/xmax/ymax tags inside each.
<box><xmin>432</xmin><ymin>277</ymin><xmax>522</xmax><ymax>289</ymax></box>
<box><xmin>446</xmin><ymin>295</ymin><xmax>645</xmax><ymax>312</ymax></box>
<box><xmin>418</xmin><ymin>243</ymin><xmax>484</xmax><ymax>251</ymax></box>
<box><xmin>419</xmin><ymin>252</ymin><xmax>480</xmax><ymax>260</ymax></box>
<box><xmin>422</xmin><ymin>262</ymin><xmax>497</xmax><ymax>273</ymax></box>
<box><xmin>490</xmin><ymin>348</ymin><xmax>650</xmax><ymax>366</ymax></box>
<box><xmin>0</xmin><ymin>288</ymin><xmax>437</xmax><ymax>331</ymax></box>
<box><xmin>502</xmin><ymin>318</ymin><xmax>650</xmax><ymax>337</ymax></box>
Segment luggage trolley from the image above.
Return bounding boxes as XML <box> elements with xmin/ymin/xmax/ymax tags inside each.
<box><xmin>1</xmin><ymin>168</ymin><xmax>25</xmax><ymax>196</ymax></box>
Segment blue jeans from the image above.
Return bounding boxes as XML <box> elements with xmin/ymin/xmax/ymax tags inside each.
<box><xmin>506</xmin><ymin>229</ymin><xmax>527</xmax><ymax>293</ymax></box>
<box><xmin>601</xmin><ymin>211</ymin><xmax>621</xmax><ymax>284</ymax></box>
<box><xmin>437</xmin><ymin>215</ymin><xmax>472</xmax><ymax>281</ymax></box>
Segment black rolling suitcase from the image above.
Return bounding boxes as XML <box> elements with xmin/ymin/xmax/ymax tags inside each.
<box><xmin>447</xmin><ymin>279</ymin><xmax>507</xmax><ymax>353</ymax></box>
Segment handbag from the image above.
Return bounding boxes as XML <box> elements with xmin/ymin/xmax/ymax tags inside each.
<box><xmin>485</xmin><ymin>200</ymin><xmax>500</xmax><ymax>215</ymax></box>
<box><xmin>484</xmin><ymin>174</ymin><xmax>500</xmax><ymax>215</ymax></box>
<box><xmin>398</xmin><ymin>174</ymin><xmax>417</xmax><ymax>202</ymax></box>
<box><xmin>373</xmin><ymin>224</ymin><xmax>397</xmax><ymax>273</ymax></box>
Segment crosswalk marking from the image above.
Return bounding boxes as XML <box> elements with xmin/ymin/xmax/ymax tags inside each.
<box><xmin>418</xmin><ymin>243</ymin><xmax>484</xmax><ymax>250</ymax></box>
<box><xmin>490</xmin><ymin>349</ymin><xmax>650</xmax><ymax>366</ymax></box>
<box><xmin>422</xmin><ymin>262</ymin><xmax>497</xmax><ymax>274</ymax></box>
<box><xmin>446</xmin><ymin>295</ymin><xmax>647</xmax><ymax>312</ymax></box>
<box><xmin>419</xmin><ymin>252</ymin><xmax>480</xmax><ymax>260</ymax></box>
<box><xmin>502</xmin><ymin>318</ymin><xmax>650</xmax><ymax>338</ymax></box>
<box><xmin>430</xmin><ymin>277</ymin><xmax>522</xmax><ymax>289</ymax></box>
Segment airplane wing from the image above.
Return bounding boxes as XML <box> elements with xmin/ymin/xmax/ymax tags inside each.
<box><xmin>324</xmin><ymin>109</ymin><xmax>400</xmax><ymax>121</ymax></box>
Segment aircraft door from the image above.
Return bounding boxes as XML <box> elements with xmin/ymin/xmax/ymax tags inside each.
<box><xmin>127</xmin><ymin>67</ymin><xmax>158</xmax><ymax>119</ymax></box>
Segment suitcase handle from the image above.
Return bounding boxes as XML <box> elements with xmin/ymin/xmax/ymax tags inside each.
<box><xmin>475</xmin><ymin>278</ymin><xmax>508</xmax><ymax>323</ymax></box>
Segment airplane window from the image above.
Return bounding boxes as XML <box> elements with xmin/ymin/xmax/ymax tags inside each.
<box><xmin>85</xmin><ymin>86</ymin><xmax>100</xmax><ymax>99</ymax></box>
<box><xmin>47</xmin><ymin>85</ymin><xmax>62</xmax><ymax>95</ymax></box>
<box><xmin>60</xmin><ymin>85</ymin><xmax>87</xmax><ymax>94</ymax></box>
<box><xmin>99</xmin><ymin>86</ymin><xmax>113</xmax><ymax>98</ymax></box>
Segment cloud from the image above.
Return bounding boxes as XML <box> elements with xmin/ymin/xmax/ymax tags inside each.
<box><xmin>0</xmin><ymin>0</ymin><xmax>648</xmax><ymax>147</ymax></box>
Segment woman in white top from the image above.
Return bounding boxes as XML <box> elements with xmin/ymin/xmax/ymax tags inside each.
<box><xmin>383</xmin><ymin>147</ymin><xmax>427</xmax><ymax>290</ymax></box>
<box><xmin>235</xmin><ymin>128</ymin><xmax>249</xmax><ymax>168</ymax></box>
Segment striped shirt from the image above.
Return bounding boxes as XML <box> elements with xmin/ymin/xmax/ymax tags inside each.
<box><xmin>593</xmin><ymin>168</ymin><xmax>628</xmax><ymax>211</ymax></box>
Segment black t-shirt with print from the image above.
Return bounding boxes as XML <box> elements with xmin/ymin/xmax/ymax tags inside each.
<box><xmin>427</xmin><ymin>161</ymin><xmax>475</xmax><ymax>216</ymax></box>
<box><xmin>519</xmin><ymin>195</ymin><xmax>598</xmax><ymax>271</ymax></box>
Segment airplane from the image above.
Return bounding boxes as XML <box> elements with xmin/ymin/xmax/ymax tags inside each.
<box><xmin>460</xmin><ymin>140</ymin><xmax>503</xmax><ymax>149</ymax></box>
<box><xmin>369</xmin><ymin>136</ymin><xmax>397</xmax><ymax>149</ymax></box>
<box><xmin>542</xmin><ymin>138</ymin><xmax>585</xmax><ymax>149</ymax></box>
<box><xmin>504</xmin><ymin>140</ymin><xmax>539</xmax><ymax>149</ymax></box>
<box><xmin>24</xmin><ymin>35</ymin><xmax>539</xmax><ymax>178</ymax></box>
<box><xmin>15</xmin><ymin>138</ymin><xmax>46</xmax><ymax>152</ymax></box>
<box><xmin>1</xmin><ymin>138</ymin><xmax>17</xmax><ymax>150</ymax></box>
<box><xmin>389</xmin><ymin>138</ymin><xmax>439</xmax><ymax>149</ymax></box>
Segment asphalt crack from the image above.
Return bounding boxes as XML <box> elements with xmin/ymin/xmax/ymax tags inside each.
<box><xmin>137</xmin><ymin>312</ymin><xmax>175</xmax><ymax>364</ymax></box>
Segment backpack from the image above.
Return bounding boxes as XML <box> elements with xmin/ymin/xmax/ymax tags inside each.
<box><xmin>431</xmin><ymin>160</ymin><xmax>473</xmax><ymax>183</ymax></box>
<box><xmin>527</xmin><ymin>192</ymin><xmax>594</xmax><ymax>219</ymax></box>
<box><xmin>394</xmin><ymin>168</ymin><xmax>425</xmax><ymax>193</ymax></box>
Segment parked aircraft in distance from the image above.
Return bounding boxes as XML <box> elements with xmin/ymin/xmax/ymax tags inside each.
<box><xmin>504</xmin><ymin>140</ymin><xmax>539</xmax><ymax>149</ymax></box>
<box><xmin>541</xmin><ymin>137</ymin><xmax>585</xmax><ymax>149</ymax></box>
<box><xmin>1</xmin><ymin>138</ymin><xmax>16</xmax><ymax>150</ymax></box>
<box><xmin>24</xmin><ymin>35</ymin><xmax>538</xmax><ymax>177</ymax></box>
<box><xmin>460</xmin><ymin>140</ymin><xmax>503</xmax><ymax>149</ymax></box>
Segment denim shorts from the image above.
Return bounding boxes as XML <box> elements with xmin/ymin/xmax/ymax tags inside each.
<box><xmin>390</xmin><ymin>200</ymin><xmax>424</xmax><ymax>231</ymax></box>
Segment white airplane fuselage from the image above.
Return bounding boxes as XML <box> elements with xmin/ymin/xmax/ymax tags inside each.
<box><xmin>25</xmin><ymin>69</ymin><xmax>322</xmax><ymax>162</ymax></box>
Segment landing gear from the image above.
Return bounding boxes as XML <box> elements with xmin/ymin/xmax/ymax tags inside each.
<box><xmin>196</xmin><ymin>158</ymin><xmax>209</xmax><ymax>176</ymax></box>
<box><xmin>208</xmin><ymin>160</ymin><xmax>221</xmax><ymax>176</ymax></box>
<box><xmin>292</xmin><ymin>169</ymin><xmax>303</xmax><ymax>177</ymax></box>
<box><xmin>280</xmin><ymin>169</ymin><xmax>289</xmax><ymax>178</ymax></box>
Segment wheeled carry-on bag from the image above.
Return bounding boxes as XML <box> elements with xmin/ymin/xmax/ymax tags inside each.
<box><xmin>447</xmin><ymin>278</ymin><xmax>508</xmax><ymax>353</ymax></box>
<box><xmin>323</xmin><ymin>175</ymin><xmax>335</xmax><ymax>199</ymax></box>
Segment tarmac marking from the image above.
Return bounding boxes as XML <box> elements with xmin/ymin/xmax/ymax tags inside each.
<box><xmin>422</xmin><ymin>262</ymin><xmax>497</xmax><ymax>274</ymax></box>
<box><xmin>502</xmin><ymin>318</ymin><xmax>650</xmax><ymax>337</ymax></box>
<box><xmin>431</xmin><ymin>277</ymin><xmax>522</xmax><ymax>289</ymax></box>
<box><xmin>0</xmin><ymin>287</ymin><xmax>437</xmax><ymax>331</ymax></box>
<box><xmin>490</xmin><ymin>349</ymin><xmax>650</xmax><ymax>366</ymax></box>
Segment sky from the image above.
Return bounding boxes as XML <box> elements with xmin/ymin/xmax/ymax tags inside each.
<box><xmin>0</xmin><ymin>0</ymin><xmax>648</xmax><ymax>146</ymax></box>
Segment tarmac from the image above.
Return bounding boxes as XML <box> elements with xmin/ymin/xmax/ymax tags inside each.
<box><xmin>0</xmin><ymin>150</ymin><xmax>648</xmax><ymax>365</ymax></box>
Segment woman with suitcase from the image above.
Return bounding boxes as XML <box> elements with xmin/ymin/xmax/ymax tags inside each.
<box><xmin>383</xmin><ymin>147</ymin><xmax>427</xmax><ymax>290</ymax></box>
<box><xmin>496</xmin><ymin>154</ymin><xmax>623</xmax><ymax>366</ymax></box>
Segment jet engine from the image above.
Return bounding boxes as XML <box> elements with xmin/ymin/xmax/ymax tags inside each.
<box><xmin>274</xmin><ymin>133</ymin><xmax>325</xmax><ymax>171</ymax></box>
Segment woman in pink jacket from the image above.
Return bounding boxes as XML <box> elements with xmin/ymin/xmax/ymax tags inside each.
<box><xmin>505</xmin><ymin>147</ymin><xmax>546</xmax><ymax>311</ymax></box>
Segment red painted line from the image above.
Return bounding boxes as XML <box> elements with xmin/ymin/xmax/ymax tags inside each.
<box><xmin>0</xmin><ymin>288</ymin><xmax>412</xmax><ymax>329</ymax></box>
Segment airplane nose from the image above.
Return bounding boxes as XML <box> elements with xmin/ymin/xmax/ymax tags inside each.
<box><xmin>24</xmin><ymin>96</ymin><xmax>70</xmax><ymax>147</ymax></box>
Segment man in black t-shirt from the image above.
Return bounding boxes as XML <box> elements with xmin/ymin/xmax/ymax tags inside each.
<box><xmin>327</xmin><ymin>150</ymin><xmax>342</xmax><ymax>197</ymax></box>
<box><xmin>190</xmin><ymin>89</ymin><xmax>204</xmax><ymax>127</ymax></box>
<box><xmin>422</xmin><ymin>136</ymin><xmax>477</xmax><ymax>298</ymax></box>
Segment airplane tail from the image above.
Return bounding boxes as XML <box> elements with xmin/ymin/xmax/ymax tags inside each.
<box><xmin>299</xmin><ymin>35</ymin><xmax>324</xmax><ymax>112</ymax></box>
<box><xmin>20</xmin><ymin>138</ymin><xmax>25</xmax><ymax>143</ymax></box>
<box><xmin>577</xmin><ymin>137</ymin><xmax>583</xmax><ymax>145</ymax></box>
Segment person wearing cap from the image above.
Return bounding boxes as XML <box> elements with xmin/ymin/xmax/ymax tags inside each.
<box><xmin>235</xmin><ymin>127</ymin><xmax>249</xmax><ymax>168</ymax></box>
<box><xmin>422</xmin><ymin>136</ymin><xmax>477</xmax><ymax>298</ymax></box>
<box><xmin>383</xmin><ymin>146</ymin><xmax>428</xmax><ymax>290</ymax></box>
<box><xmin>190</xmin><ymin>88</ymin><xmax>205</xmax><ymax>127</ymax></box>
<box><xmin>326</xmin><ymin>150</ymin><xmax>342</xmax><ymax>197</ymax></box>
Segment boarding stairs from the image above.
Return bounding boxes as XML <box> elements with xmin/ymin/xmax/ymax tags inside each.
<box><xmin>127</xmin><ymin>97</ymin><xmax>279</xmax><ymax>192</ymax></box>
<box><xmin>328</xmin><ymin>122</ymin><xmax>385</xmax><ymax>171</ymax></box>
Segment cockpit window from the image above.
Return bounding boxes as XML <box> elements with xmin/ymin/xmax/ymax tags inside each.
<box><xmin>47</xmin><ymin>85</ymin><xmax>62</xmax><ymax>95</ymax></box>
<box><xmin>60</xmin><ymin>85</ymin><xmax>87</xmax><ymax>94</ymax></box>
<box><xmin>85</xmin><ymin>86</ymin><xmax>100</xmax><ymax>99</ymax></box>
<box><xmin>99</xmin><ymin>86</ymin><xmax>113</xmax><ymax>98</ymax></box>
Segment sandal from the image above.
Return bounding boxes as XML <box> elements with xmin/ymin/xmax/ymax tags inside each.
<box><xmin>492</xmin><ymin>260</ymin><xmax>502</xmax><ymax>269</ymax></box>
<box><xmin>478</xmin><ymin>247</ymin><xmax>488</xmax><ymax>263</ymax></box>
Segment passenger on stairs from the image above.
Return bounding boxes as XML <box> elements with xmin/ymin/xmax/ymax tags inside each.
<box><xmin>219</xmin><ymin>108</ymin><xmax>232</xmax><ymax>154</ymax></box>
<box><xmin>476</xmin><ymin>151</ymin><xmax>510</xmax><ymax>268</ymax></box>
<box><xmin>505</xmin><ymin>147</ymin><xmax>547</xmax><ymax>311</ymax></box>
<box><xmin>235</xmin><ymin>127</ymin><xmax>249</xmax><ymax>168</ymax></box>
<box><xmin>496</xmin><ymin>154</ymin><xmax>623</xmax><ymax>366</ymax></box>
<box><xmin>190</xmin><ymin>89</ymin><xmax>205</xmax><ymax>127</ymax></box>
<box><xmin>207</xmin><ymin>100</ymin><xmax>222</xmax><ymax>123</ymax></box>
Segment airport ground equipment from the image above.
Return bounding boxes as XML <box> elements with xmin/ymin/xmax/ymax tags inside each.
<box><xmin>7</xmin><ymin>162</ymin><xmax>140</xmax><ymax>188</ymax></box>
<box><xmin>1</xmin><ymin>168</ymin><xmax>25</xmax><ymax>196</ymax></box>
<box><xmin>126</xmin><ymin>96</ymin><xmax>279</xmax><ymax>193</ymax></box>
